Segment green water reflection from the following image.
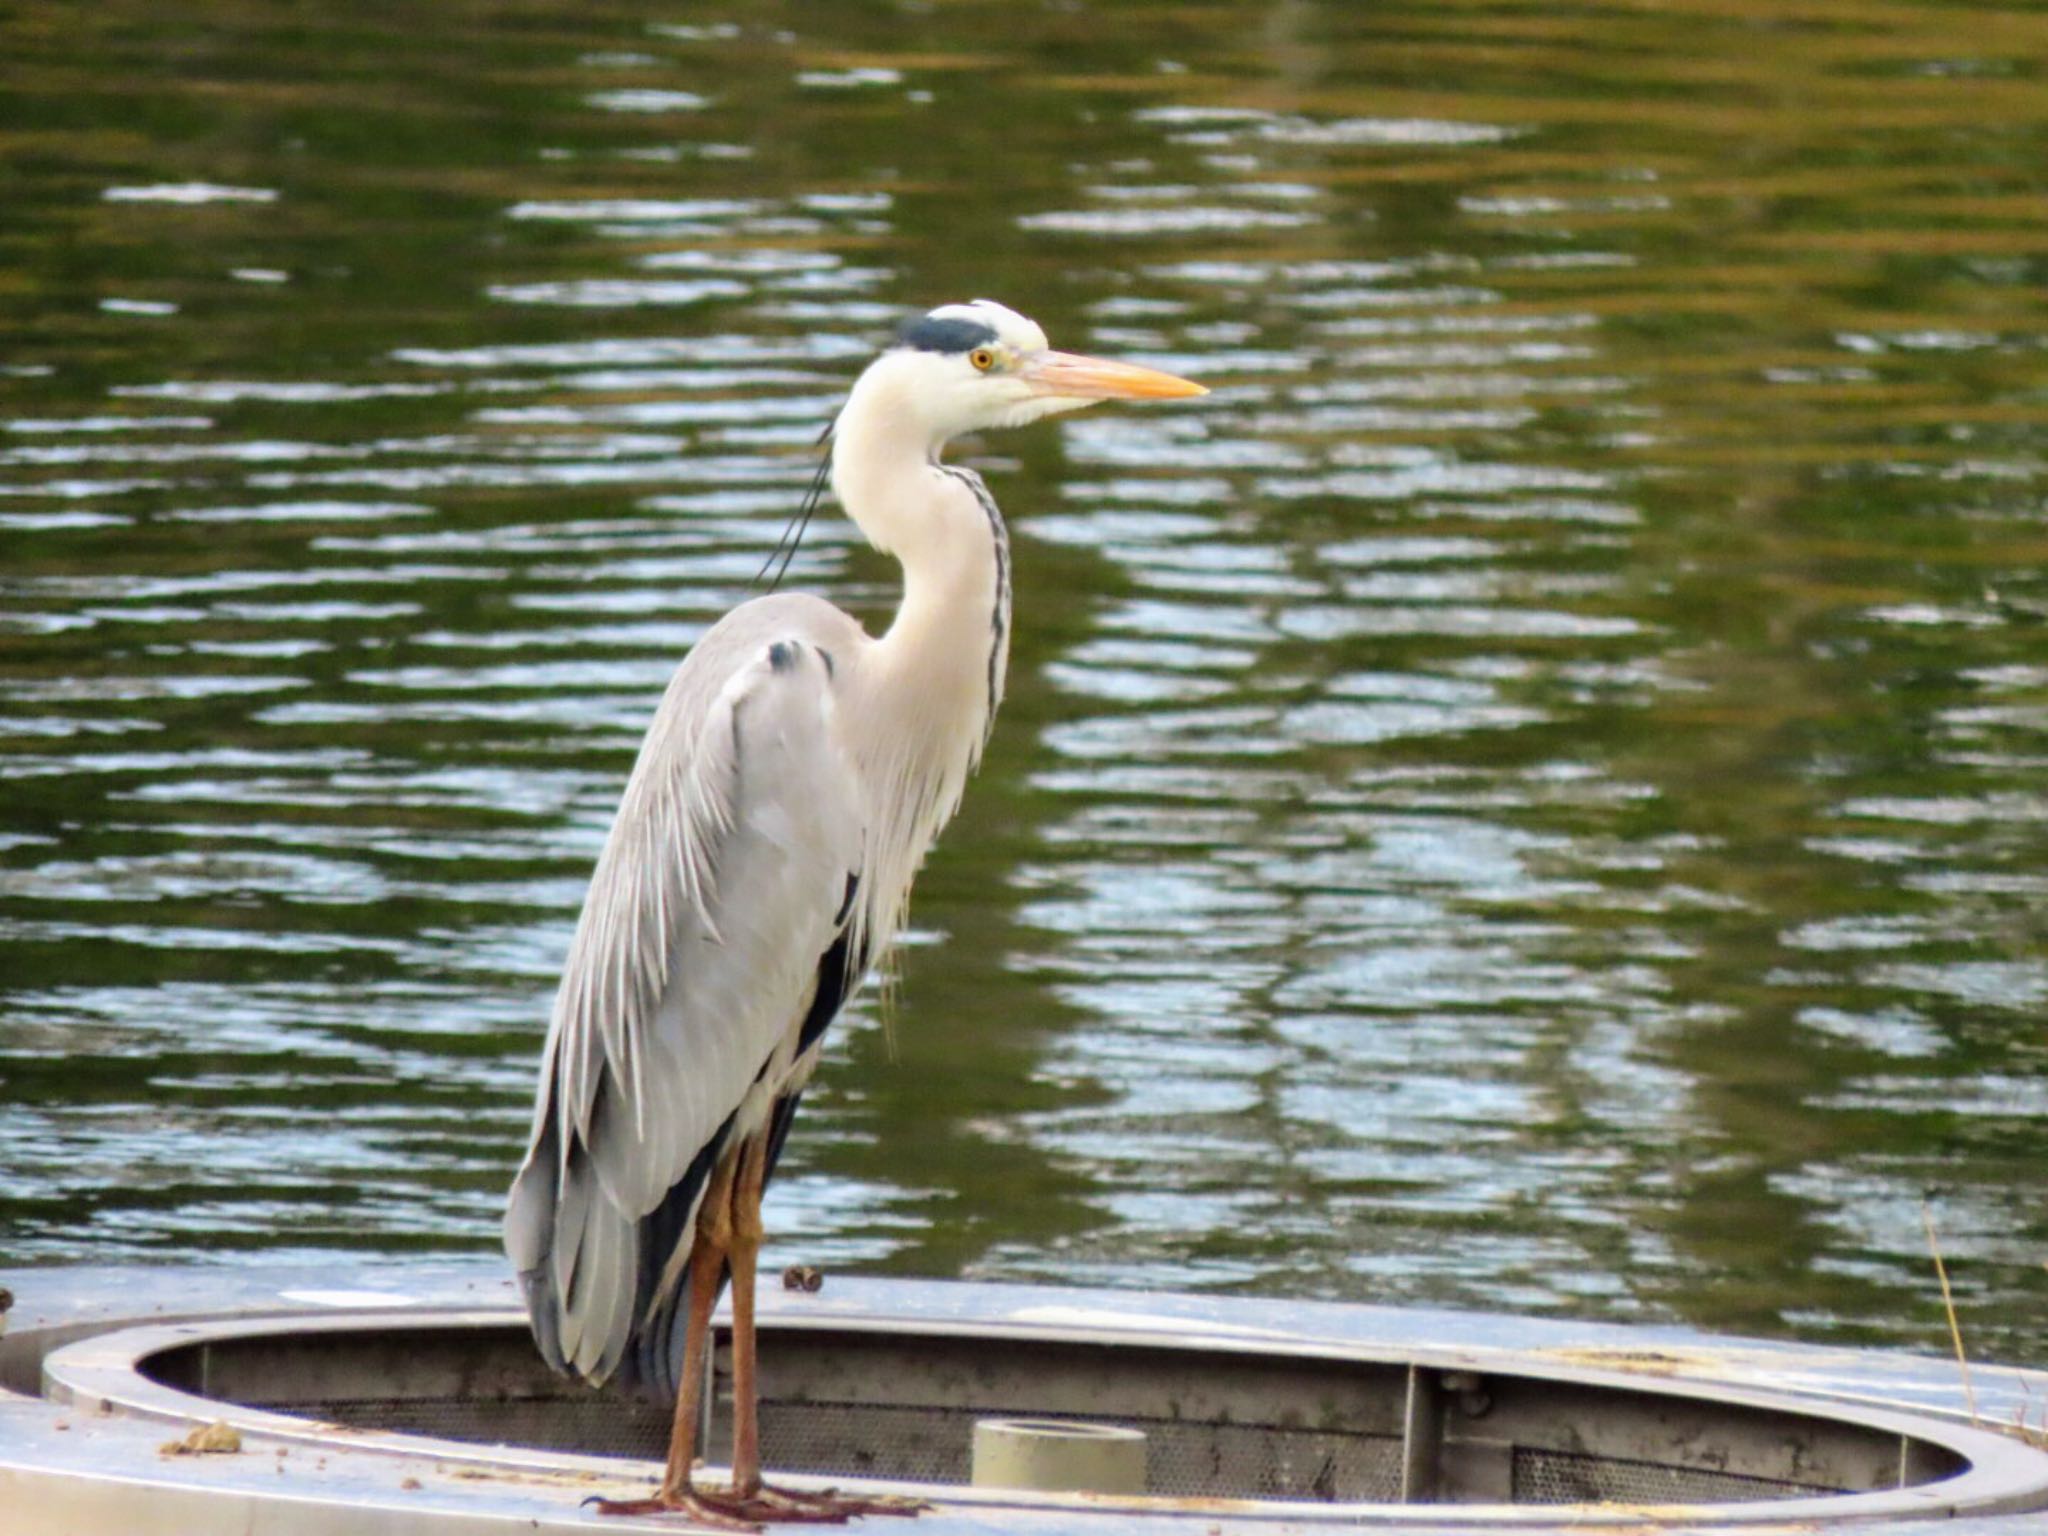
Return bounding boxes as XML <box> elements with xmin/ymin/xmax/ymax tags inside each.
<box><xmin>1</xmin><ymin>0</ymin><xmax>2043</xmax><ymax>1364</ymax></box>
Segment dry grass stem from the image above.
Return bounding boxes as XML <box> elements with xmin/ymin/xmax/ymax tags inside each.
<box><xmin>1920</xmin><ymin>1202</ymin><xmax>1977</xmax><ymax>1425</ymax></box>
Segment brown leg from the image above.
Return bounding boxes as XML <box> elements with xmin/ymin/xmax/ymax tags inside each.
<box><xmin>592</xmin><ymin>1154</ymin><xmax>762</xmax><ymax>1529</ymax></box>
<box><xmin>658</xmin><ymin>1236</ymin><xmax>727</xmax><ymax>1501</ymax></box>
<box><xmin>691</xmin><ymin>1126</ymin><xmax>924</xmax><ymax>1525</ymax></box>
<box><xmin>726</xmin><ymin>1125</ymin><xmax>769</xmax><ymax>1498</ymax></box>
<box><xmin>699</xmin><ymin>1126</ymin><xmax>843</xmax><ymax>1523</ymax></box>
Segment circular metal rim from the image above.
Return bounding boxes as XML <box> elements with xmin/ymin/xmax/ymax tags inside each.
<box><xmin>40</xmin><ymin>1305</ymin><xmax>2048</xmax><ymax>1528</ymax></box>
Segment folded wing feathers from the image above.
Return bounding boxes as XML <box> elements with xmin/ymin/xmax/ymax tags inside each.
<box><xmin>508</xmin><ymin>600</ymin><xmax>866</xmax><ymax>1390</ymax></box>
<box><xmin>561</xmin><ymin>663</ymin><xmax>744</xmax><ymax>1162</ymax></box>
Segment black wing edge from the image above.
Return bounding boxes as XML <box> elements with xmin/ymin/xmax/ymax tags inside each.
<box><xmin>544</xmin><ymin>874</ymin><xmax>869</xmax><ymax>1404</ymax></box>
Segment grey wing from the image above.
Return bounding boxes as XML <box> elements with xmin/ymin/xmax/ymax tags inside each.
<box><xmin>504</xmin><ymin>602</ymin><xmax>863</xmax><ymax>1392</ymax></box>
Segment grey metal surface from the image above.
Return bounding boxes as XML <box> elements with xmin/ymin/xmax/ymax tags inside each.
<box><xmin>4</xmin><ymin>1262</ymin><xmax>2047</xmax><ymax>1535</ymax></box>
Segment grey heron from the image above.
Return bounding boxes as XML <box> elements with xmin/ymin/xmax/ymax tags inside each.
<box><xmin>504</xmin><ymin>299</ymin><xmax>1205</xmax><ymax>1525</ymax></box>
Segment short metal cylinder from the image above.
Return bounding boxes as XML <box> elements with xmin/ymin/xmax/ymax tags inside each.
<box><xmin>971</xmin><ymin>1417</ymin><xmax>1147</xmax><ymax>1495</ymax></box>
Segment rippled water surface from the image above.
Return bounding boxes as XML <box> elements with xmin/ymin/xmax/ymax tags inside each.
<box><xmin>4</xmin><ymin>1</ymin><xmax>2045</xmax><ymax>1362</ymax></box>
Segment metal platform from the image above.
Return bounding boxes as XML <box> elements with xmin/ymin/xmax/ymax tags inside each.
<box><xmin>2</xmin><ymin>1262</ymin><xmax>2045</xmax><ymax>1533</ymax></box>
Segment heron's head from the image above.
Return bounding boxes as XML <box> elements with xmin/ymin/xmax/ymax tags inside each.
<box><xmin>854</xmin><ymin>299</ymin><xmax>1207</xmax><ymax>448</ymax></box>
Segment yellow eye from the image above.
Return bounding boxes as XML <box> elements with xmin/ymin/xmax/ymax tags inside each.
<box><xmin>969</xmin><ymin>348</ymin><xmax>996</xmax><ymax>372</ymax></box>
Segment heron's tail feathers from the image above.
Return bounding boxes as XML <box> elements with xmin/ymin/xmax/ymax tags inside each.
<box><xmin>505</xmin><ymin>1117</ymin><xmax>577</xmax><ymax>1375</ymax></box>
<box><xmin>503</xmin><ymin>1094</ymin><xmax>734</xmax><ymax>1403</ymax></box>
<box><xmin>504</xmin><ymin>1102</ymin><xmax>639</xmax><ymax>1389</ymax></box>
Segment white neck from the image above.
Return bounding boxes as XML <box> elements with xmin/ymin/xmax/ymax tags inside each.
<box><xmin>828</xmin><ymin>361</ymin><xmax>1012</xmax><ymax>961</ymax></box>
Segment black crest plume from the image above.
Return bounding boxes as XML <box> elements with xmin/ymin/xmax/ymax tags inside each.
<box><xmin>754</xmin><ymin>421</ymin><xmax>835</xmax><ymax>593</ymax></box>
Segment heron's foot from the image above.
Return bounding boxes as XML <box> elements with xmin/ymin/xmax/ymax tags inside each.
<box><xmin>759</xmin><ymin>1484</ymin><xmax>927</xmax><ymax>1519</ymax></box>
<box><xmin>694</xmin><ymin>1482</ymin><xmax>929</xmax><ymax>1524</ymax></box>
<box><xmin>585</xmin><ymin>1478</ymin><xmax>926</xmax><ymax>1527</ymax></box>
<box><xmin>583</xmin><ymin>1488</ymin><xmax>765</xmax><ymax>1531</ymax></box>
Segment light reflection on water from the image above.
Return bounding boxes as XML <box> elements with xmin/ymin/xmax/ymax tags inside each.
<box><xmin>1</xmin><ymin>0</ymin><xmax>2044</xmax><ymax>1362</ymax></box>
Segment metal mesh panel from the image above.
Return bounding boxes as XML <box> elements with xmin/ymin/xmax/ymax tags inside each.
<box><xmin>313</xmin><ymin>1395</ymin><xmax>671</xmax><ymax>1461</ymax></box>
<box><xmin>1511</xmin><ymin>1446</ymin><xmax>1839</xmax><ymax>1506</ymax></box>
<box><xmin>758</xmin><ymin>1401</ymin><xmax>965</xmax><ymax>1485</ymax></box>
<box><xmin>146</xmin><ymin>1320</ymin><xmax>1925</xmax><ymax>1511</ymax></box>
<box><xmin>298</xmin><ymin>1391</ymin><xmax>1404</xmax><ymax>1502</ymax></box>
<box><xmin>754</xmin><ymin>1399</ymin><xmax>1406</xmax><ymax>1501</ymax></box>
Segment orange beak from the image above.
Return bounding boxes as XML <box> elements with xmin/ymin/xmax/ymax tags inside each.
<box><xmin>1021</xmin><ymin>350</ymin><xmax>1209</xmax><ymax>401</ymax></box>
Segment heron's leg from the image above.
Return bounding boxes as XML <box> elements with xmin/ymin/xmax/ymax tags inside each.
<box><xmin>691</xmin><ymin>1126</ymin><xmax>925</xmax><ymax>1525</ymax></box>
<box><xmin>657</xmin><ymin>1231</ymin><xmax>728</xmax><ymax>1501</ymax></box>
<box><xmin>591</xmin><ymin>1153</ymin><xmax>759</xmax><ymax>1528</ymax></box>
<box><xmin>683</xmin><ymin>1128</ymin><xmax>846</xmax><ymax>1524</ymax></box>
<box><xmin>725</xmin><ymin>1124</ymin><xmax>771</xmax><ymax>1498</ymax></box>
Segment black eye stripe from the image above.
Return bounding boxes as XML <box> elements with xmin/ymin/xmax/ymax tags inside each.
<box><xmin>896</xmin><ymin>313</ymin><xmax>1001</xmax><ymax>354</ymax></box>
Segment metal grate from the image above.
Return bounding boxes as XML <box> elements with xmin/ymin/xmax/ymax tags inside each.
<box><xmin>1512</xmin><ymin>1446</ymin><xmax>1840</xmax><ymax>1506</ymax></box>
<box><xmin>297</xmin><ymin>1391</ymin><xmax>1406</xmax><ymax>1501</ymax></box>
<box><xmin>754</xmin><ymin>1399</ymin><xmax>1407</xmax><ymax>1501</ymax></box>
<box><xmin>312</xmin><ymin>1395</ymin><xmax>672</xmax><ymax>1461</ymax></box>
<box><xmin>140</xmin><ymin>1319</ymin><xmax>1951</xmax><ymax>1511</ymax></box>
